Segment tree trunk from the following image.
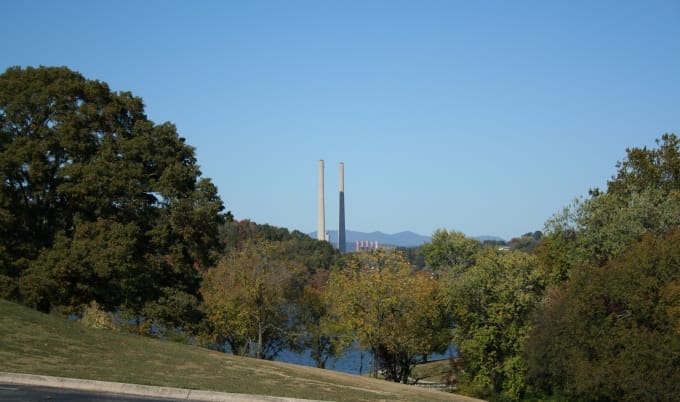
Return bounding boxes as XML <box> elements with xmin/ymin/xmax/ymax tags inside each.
<box><xmin>256</xmin><ymin>319</ymin><xmax>263</xmax><ymax>359</ymax></box>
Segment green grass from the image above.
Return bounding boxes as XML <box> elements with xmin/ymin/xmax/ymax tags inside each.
<box><xmin>0</xmin><ymin>300</ymin><xmax>481</xmax><ymax>402</ymax></box>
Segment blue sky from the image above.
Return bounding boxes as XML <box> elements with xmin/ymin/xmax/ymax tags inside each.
<box><xmin>3</xmin><ymin>1</ymin><xmax>679</xmax><ymax>240</ymax></box>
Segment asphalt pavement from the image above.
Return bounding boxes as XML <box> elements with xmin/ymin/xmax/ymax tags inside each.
<box><xmin>0</xmin><ymin>372</ymin><xmax>327</xmax><ymax>402</ymax></box>
<box><xmin>0</xmin><ymin>383</ymin><xmax>188</xmax><ymax>402</ymax></box>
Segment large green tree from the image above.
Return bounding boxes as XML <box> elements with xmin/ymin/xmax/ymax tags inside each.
<box><xmin>446</xmin><ymin>250</ymin><xmax>544</xmax><ymax>401</ymax></box>
<box><xmin>420</xmin><ymin>229</ymin><xmax>481</xmax><ymax>275</ymax></box>
<box><xmin>0</xmin><ymin>66</ymin><xmax>224</xmax><ymax>324</ymax></box>
<box><xmin>608</xmin><ymin>133</ymin><xmax>680</xmax><ymax>196</ymax></box>
<box><xmin>527</xmin><ymin>231</ymin><xmax>680</xmax><ymax>401</ymax></box>
<box><xmin>529</xmin><ymin>134</ymin><xmax>680</xmax><ymax>400</ymax></box>
<box><xmin>540</xmin><ymin>133</ymin><xmax>680</xmax><ymax>278</ymax></box>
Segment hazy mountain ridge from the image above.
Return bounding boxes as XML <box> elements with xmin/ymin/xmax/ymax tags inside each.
<box><xmin>309</xmin><ymin>230</ymin><xmax>504</xmax><ymax>248</ymax></box>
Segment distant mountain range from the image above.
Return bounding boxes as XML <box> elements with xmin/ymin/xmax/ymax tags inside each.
<box><xmin>310</xmin><ymin>230</ymin><xmax>429</xmax><ymax>248</ymax></box>
<box><xmin>308</xmin><ymin>230</ymin><xmax>505</xmax><ymax>248</ymax></box>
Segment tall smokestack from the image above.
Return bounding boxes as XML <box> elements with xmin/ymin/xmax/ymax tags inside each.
<box><xmin>317</xmin><ymin>160</ymin><xmax>326</xmax><ymax>241</ymax></box>
<box><xmin>338</xmin><ymin>162</ymin><xmax>346</xmax><ymax>252</ymax></box>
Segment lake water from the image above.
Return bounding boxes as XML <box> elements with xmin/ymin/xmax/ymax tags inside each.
<box><xmin>276</xmin><ymin>345</ymin><xmax>458</xmax><ymax>375</ymax></box>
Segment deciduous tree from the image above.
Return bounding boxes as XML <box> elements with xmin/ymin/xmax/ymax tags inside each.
<box><xmin>540</xmin><ymin>133</ymin><xmax>680</xmax><ymax>275</ymax></box>
<box><xmin>527</xmin><ymin>231</ymin><xmax>680</xmax><ymax>401</ymax></box>
<box><xmin>446</xmin><ymin>250</ymin><xmax>544</xmax><ymax>400</ymax></box>
<box><xmin>531</xmin><ymin>134</ymin><xmax>680</xmax><ymax>400</ymax></box>
<box><xmin>292</xmin><ymin>271</ymin><xmax>353</xmax><ymax>369</ymax></box>
<box><xmin>326</xmin><ymin>249</ymin><xmax>451</xmax><ymax>383</ymax></box>
<box><xmin>0</xmin><ymin>66</ymin><xmax>224</xmax><ymax>326</ymax></box>
<box><xmin>420</xmin><ymin>229</ymin><xmax>481</xmax><ymax>276</ymax></box>
<box><xmin>201</xmin><ymin>242</ymin><xmax>304</xmax><ymax>359</ymax></box>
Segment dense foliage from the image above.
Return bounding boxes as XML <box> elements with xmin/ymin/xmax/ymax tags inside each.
<box><xmin>526</xmin><ymin>133</ymin><xmax>680</xmax><ymax>401</ymax></box>
<box><xmin>201</xmin><ymin>242</ymin><xmax>306</xmax><ymax>359</ymax></box>
<box><xmin>446</xmin><ymin>250</ymin><xmax>544</xmax><ymax>400</ymax></box>
<box><xmin>420</xmin><ymin>229</ymin><xmax>481</xmax><ymax>275</ymax></box>
<box><xmin>205</xmin><ymin>219</ymin><xmax>342</xmax><ymax>361</ymax></box>
<box><xmin>0</xmin><ymin>66</ymin><xmax>224</xmax><ymax>331</ymax></box>
<box><xmin>541</xmin><ymin>134</ymin><xmax>680</xmax><ymax>275</ymax></box>
<box><xmin>326</xmin><ymin>249</ymin><xmax>451</xmax><ymax>383</ymax></box>
<box><xmin>527</xmin><ymin>230</ymin><xmax>680</xmax><ymax>401</ymax></box>
<box><xmin>417</xmin><ymin>135</ymin><xmax>680</xmax><ymax>401</ymax></box>
<box><xmin>292</xmin><ymin>269</ymin><xmax>351</xmax><ymax>369</ymax></box>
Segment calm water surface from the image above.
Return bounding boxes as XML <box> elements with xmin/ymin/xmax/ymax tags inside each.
<box><xmin>276</xmin><ymin>345</ymin><xmax>458</xmax><ymax>375</ymax></box>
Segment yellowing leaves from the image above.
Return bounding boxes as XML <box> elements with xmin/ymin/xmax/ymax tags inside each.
<box><xmin>201</xmin><ymin>242</ymin><xmax>304</xmax><ymax>359</ymax></box>
<box><xmin>325</xmin><ymin>249</ymin><xmax>451</xmax><ymax>383</ymax></box>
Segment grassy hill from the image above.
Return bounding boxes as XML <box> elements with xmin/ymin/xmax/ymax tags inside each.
<box><xmin>0</xmin><ymin>300</ymin><xmax>479</xmax><ymax>402</ymax></box>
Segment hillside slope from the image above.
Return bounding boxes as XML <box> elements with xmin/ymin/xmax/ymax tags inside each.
<box><xmin>0</xmin><ymin>300</ymin><xmax>480</xmax><ymax>402</ymax></box>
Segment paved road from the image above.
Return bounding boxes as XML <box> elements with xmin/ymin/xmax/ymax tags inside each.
<box><xmin>0</xmin><ymin>383</ymin><xmax>187</xmax><ymax>402</ymax></box>
<box><xmin>0</xmin><ymin>372</ymin><xmax>327</xmax><ymax>402</ymax></box>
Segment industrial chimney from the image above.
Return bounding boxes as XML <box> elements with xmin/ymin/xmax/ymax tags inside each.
<box><xmin>317</xmin><ymin>160</ymin><xmax>326</xmax><ymax>241</ymax></box>
<box><xmin>338</xmin><ymin>162</ymin><xmax>346</xmax><ymax>252</ymax></box>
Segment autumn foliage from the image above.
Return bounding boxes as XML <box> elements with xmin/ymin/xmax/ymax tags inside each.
<box><xmin>325</xmin><ymin>249</ymin><xmax>451</xmax><ymax>383</ymax></box>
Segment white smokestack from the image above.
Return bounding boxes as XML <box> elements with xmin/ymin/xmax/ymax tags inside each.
<box><xmin>317</xmin><ymin>160</ymin><xmax>326</xmax><ymax>241</ymax></box>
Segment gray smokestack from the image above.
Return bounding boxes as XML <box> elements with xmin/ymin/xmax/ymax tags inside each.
<box><xmin>338</xmin><ymin>162</ymin><xmax>346</xmax><ymax>252</ymax></box>
<box><xmin>317</xmin><ymin>160</ymin><xmax>326</xmax><ymax>241</ymax></box>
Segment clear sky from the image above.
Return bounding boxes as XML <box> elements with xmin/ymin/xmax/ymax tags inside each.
<box><xmin>2</xmin><ymin>1</ymin><xmax>679</xmax><ymax>240</ymax></box>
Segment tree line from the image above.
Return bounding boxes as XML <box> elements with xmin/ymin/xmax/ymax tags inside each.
<box><xmin>1</xmin><ymin>66</ymin><xmax>678</xmax><ymax>401</ymax></box>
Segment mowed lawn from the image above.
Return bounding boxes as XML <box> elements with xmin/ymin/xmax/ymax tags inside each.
<box><xmin>0</xmin><ymin>300</ymin><xmax>481</xmax><ymax>402</ymax></box>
